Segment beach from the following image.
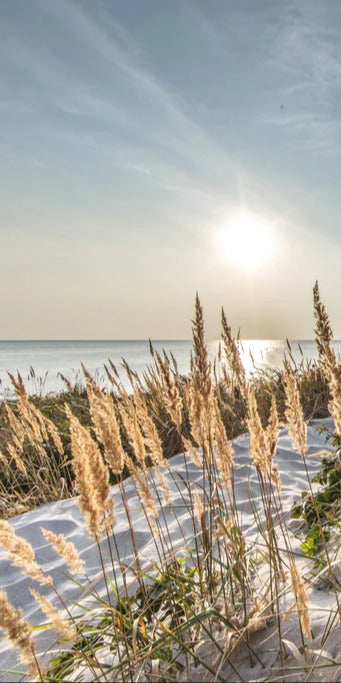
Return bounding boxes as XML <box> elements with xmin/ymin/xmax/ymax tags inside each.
<box><xmin>0</xmin><ymin>416</ymin><xmax>339</xmax><ymax>681</ymax></box>
<box><xmin>0</xmin><ymin>292</ymin><xmax>340</xmax><ymax>681</ymax></box>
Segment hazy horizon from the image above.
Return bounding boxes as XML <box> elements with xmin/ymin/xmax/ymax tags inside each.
<box><xmin>0</xmin><ymin>336</ymin><xmax>332</xmax><ymax>342</ymax></box>
<box><xmin>0</xmin><ymin>337</ymin><xmax>333</xmax><ymax>399</ymax></box>
<box><xmin>2</xmin><ymin>1</ymin><xmax>341</xmax><ymax>339</ymax></box>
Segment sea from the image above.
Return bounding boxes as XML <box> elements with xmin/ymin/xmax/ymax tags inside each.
<box><xmin>0</xmin><ymin>338</ymin><xmax>338</xmax><ymax>400</ymax></box>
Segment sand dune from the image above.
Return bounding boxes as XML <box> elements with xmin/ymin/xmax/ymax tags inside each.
<box><xmin>0</xmin><ymin>418</ymin><xmax>337</xmax><ymax>681</ymax></box>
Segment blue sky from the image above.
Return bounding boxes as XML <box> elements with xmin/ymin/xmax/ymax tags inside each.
<box><xmin>1</xmin><ymin>0</ymin><xmax>341</xmax><ymax>338</ymax></box>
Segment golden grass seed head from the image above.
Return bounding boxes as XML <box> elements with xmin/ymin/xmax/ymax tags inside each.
<box><xmin>6</xmin><ymin>443</ymin><xmax>27</xmax><ymax>476</ymax></box>
<box><xmin>0</xmin><ymin>590</ymin><xmax>40</xmax><ymax>679</ymax></box>
<box><xmin>0</xmin><ymin>520</ymin><xmax>52</xmax><ymax>585</ymax></box>
<box><xmin>246</xmin><ymin>388</ymin><xmax>268</xmax><ymax>472</ymax></box>
<box><xmin>83</xmin><ymin>370</ymin><xmax>124</xmax><ymax>474</ymax></box>
<box><xmin>119</xmin><ymin>398</ymin><xmax>147</xmax><ymax>470</ymax></box>
<box><xmin>283</xmin><ymin>369</ymin><xmax>307</xmax><ymax>457</ymax></box>
<box><xmin>313</xmin><ymin>281</ymin><xmax>334</xmax><ymax>363</ymax></box>
<box><xmin>266</xmin><ymin>395</ymin><xmax>279</xmax><ymax>460</ymax></box>
<box><xmin>30</xmin><ymin>588</ymin><xmax>77</xmax><ymax>641</ymax></box>
<box><xmin>289</xmin><ymin>559</ymin><xmax>311</xmax><ymax>641</ymax></box>
<box><xmin>221</xmin><ymin>308</ymin><xmax>247</xmax><ymax>398</ymax></box>
<box><xmin>211</xmin><ymin>394</ymin><xmax>234</xmax><ymax>488</ymax></box>
<box><xmin>191</xmin><ymin>294</ymin><xmax>212</xmax><ymax>399</ymax></box>
<box><xmin>134</xmin><ymin>393</ymin><xmax>166</xmax><ymax>467</ymax></box>
<box><xmin>193</xmin><ymin>488</ymin><xmax>204</xmax><ymax>526</ymax></box>
<box><xmin>67</xmin><ymin>407</ymin><xmax>112</xmax><ymax>539</ymax></box>
<box><xmin>41</xmin><ymin>528</ymin><xmax>85</xmax><ymax>576</ymax></box>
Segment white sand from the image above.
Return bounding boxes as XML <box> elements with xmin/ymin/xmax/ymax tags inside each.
<box><xmin>0</xmin><ymin>417</ymin><xmax>339</xmax><ymax>682</ymax></box>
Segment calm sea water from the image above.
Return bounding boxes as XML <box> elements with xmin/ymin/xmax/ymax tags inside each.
<box><xmin>0</xmin><ymin>339</ymin><xmax>339</xmax><ymax>399</ymax></box>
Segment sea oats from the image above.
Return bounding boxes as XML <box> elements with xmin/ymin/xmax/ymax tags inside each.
<box><xmin>155</xmin><ymin>466</ymin><xmax>172</xmax><ymax>506</ymax></box>
<box><xmin>326</xmin><ymin>365</ymin><xmax>341</xmax><ymax>438</ymax></box>
<box><xmin>265</xmin><ymin>395</ymin><xmax>279</xmax><ymax>460</ymax></box>
<box><xmin>193</xmin><ymin>488</ymin><xmax>204</xmax><ymax>526</ymax></box>
<box><xmin>0</xmin><ymin>520</ymin><xmax>52</xmax><ymax>585</ymax></box>
<box><xmin>188</xmin><ymin>382</ymin><xmax>210</xmax><ymax>453</ymax></box>
<box><xmin>42</xmin><ymin>414</ymin><xmax>64</xmax><ymax>456</ymax></box>
<box><xmin>67</xmin><ymin>407</ymin><xmax>112</xmax><ymax>539</ymax></box>
<box><xmin>289</xmin><ymin>559</ymin><xmax>311</xmax><ymax>641</ymax></box>
<box><xmin>313</xmin><ymin>282</ymin><xmax>341</xmax><ymax>436</ymax></box>
<box><xmin>6</xmin><ymin>443</ymin><xmax>27</xmax><ymax>476</ymax></box>
<box><xmin>9</xmin><ymin>431</ymin><xmax>25</xmax><ymax>457</ymax></box>
<box><xmin>247</xmin><ymin>388</ymin><xmax>268</xmax><ymax>472</ymax></box>
<box><xmin>271</xmin><ymin>462</ymin><xmax>281</xmax><ymax>493</ymax></box>
<box><xmin>7</xmin><ymin>372</ymin><xmax>27</xmax><ymax>401</ymax></box>
<box><xmin>32</xmin><ymin>404</ymin><xmax>64</xmax><ymax>455</ymax></box>
<box><xmin>135</xmin><ymin>393</ymin><xmax>166</xmax><ymax>467</ymax></box>
<box><xmin>181</xmin><ymin>435</ymin><xmax>201</xmax><ymax>467</ymax></box>
<box><xmin>103</xmin><ymin>497</ymin><xmax>115</xmax><ymax>534</ymax></box>
<box><xmin>30</xmin><ymin>588</ymin><xmax>77</xmax><ymax>641</ymax></box>
<box><xmin>11</xmin><ymin>386</ymin><xmax>62</xmax><ymax>456</ymax></box>
<box><xmin>265</xmin><ymin>395</ymin><xmax>281</xmax><ymax>488</ymax></box>
<box><xmin>15</xmin><ymin>397</ymin><xmax>47</xmax><ymax>453</ymax></box>
<box><xmin>0</xmin><ymin>590</ymin><xmax>40</xmax><ymax>678</ymax></box>
<box><xmin>221</xmin><ymin>308</ymin><xmax>246</xmax><ymax>398</ymax></box>
<box><xmin>4</xmin><ymin>404</ymin><xmax>25</xmax><ymax>450</ymax></box>
<box><xmin>24</xmin><ymin>402</ymin><xmax>49</xmax><ymax>444</ymax></box>
<box><xmin>135</xmin><ymin>472</ymin><xmax>158</xmax><ymax>522</ymax></box>
<box><xmin>247</xmin><ymin>388</ymin><xmax>279</xmax><ymax>487</ymax></box>
<box><xmin>191</xmin><ymin>294</ymin><xmax>211</xmax><ymax>399</ymax></box>
<box><xmin>83</xmin><ymin>367</ymin><xmax>125</xmax><ymax>474</ymax></box>
<box><xmin>284</xmin><ymin>368</ymin><xmax>307</xmax><ymax>457</ymax></box>
<box><xmin>125</xmin><ymin>454</ymin><xmax>158</xmax><ymax>523</ymax></box>
<box><xmin>154</xmin><ymin>351</ymin><xmax>183</xmax><ymax>430</ymax></box>
<box><xmin>41</xmin><ymin>528</ymin><xmax>85</xmax><ymax>576</ymax></box>
<box><xmin>211</xmin><ymin>394</ymin><xmax>233</xmax><ymax>488</ymax></box>
<box><xmin>313</xmin><ymin>281</ymin><xmax>334</xmax><ymax>366</ymax></box>
<box><xmin>119</xmin><ymin>397</ymin><xmax>147</xmax><ymax>470</ymax></box>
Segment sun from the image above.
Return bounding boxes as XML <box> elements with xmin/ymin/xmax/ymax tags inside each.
<box><xmin>219</xmin><ymin>211</ymin><xmax>275</xmax><ymax>270</ymax></box>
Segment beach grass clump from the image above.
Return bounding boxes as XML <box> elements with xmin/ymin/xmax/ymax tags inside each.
<box><xmin>0</xmin><ymin>327</ymin><xmax>331</xmax><ymax>519</ymax></box>
<box><xmin>0</xmin><ymin>284</ymin><xmax>341</xmax><ymax>681</ymax></box>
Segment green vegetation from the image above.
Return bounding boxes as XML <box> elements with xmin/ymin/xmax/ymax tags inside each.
<box><xmin>292</xmin><ymin>425</ymin><xmax>341</xmax><ymax>566</ymax></box>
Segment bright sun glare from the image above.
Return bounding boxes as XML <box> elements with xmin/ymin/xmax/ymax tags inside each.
<box><xmin>220</xmin><ymin>211</ymin><xmax>275</xmax><ymax>270</ymax></box>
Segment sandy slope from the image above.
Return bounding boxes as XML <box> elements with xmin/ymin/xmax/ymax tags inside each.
<box><xmin>0</xmin><ymin>418</ymin><xmax>338</xmax><ymax>682</ymax></box>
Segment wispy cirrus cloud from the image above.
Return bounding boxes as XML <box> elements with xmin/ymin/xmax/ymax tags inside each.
<box><xmin>25</xmin><ymin>1</ymin><xmax>237</xmax><ymax>174</ymax></box>
<box><xmin>261</xmin><ymin>0</ymin><xmax>341</xmax><ymax>155</ymax></box>
<box><xmin>0</xmin><ymin>0</ymin><xmax>251</xmax><ymax>224</ymax></box>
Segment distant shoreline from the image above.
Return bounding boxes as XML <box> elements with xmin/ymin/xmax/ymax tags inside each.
<box><xmin>0</xmin><ymin>338</ymin><xmax>337</xmax><ymax>400</ymax></box>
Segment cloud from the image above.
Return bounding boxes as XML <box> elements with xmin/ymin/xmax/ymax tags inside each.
<box><xmin>2</xmin><ymin>0</ymin><xmax>326</xmax><ymax>243</ymax></box>
<box><xmin>0</xmin><ymin>0</ymin><xmax>250</xmax><ymax>216</ymax></box>
<box><xmin>31</xmin><ymin>0</ymin><xmax>232</xmax><ymax>166</ymax></box>
<box><xmin>261</xmin><ymin>0</ymin><xmax>341</xmax><ymax>155</ymax></box>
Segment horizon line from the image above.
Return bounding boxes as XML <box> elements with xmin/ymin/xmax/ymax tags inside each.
<box><xmin>0</xmin><ymin>337</ymin><xmax>324</xmax><ymax>343</ymax></box>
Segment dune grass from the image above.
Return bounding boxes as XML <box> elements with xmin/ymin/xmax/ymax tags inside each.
<box><xmin>0</xmin><ymin>316</ymin><xmax>331</xmax><ymax>520</ymax></box>
<box><xmin>0</xmin><ymin>284</ymin><xmax>340</xmax><ymax>681</ymax></box>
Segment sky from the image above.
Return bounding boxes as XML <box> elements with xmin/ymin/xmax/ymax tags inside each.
<box><xmin>1</xmin><ymin>0</ymin><xmax>341</xmax><ymax>340</ymax></box>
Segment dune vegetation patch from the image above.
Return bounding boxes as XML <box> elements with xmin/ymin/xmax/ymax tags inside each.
<box><xmin>0</xmin><ymin>283</ymin><xmax>341</xmax><ymax>682</ymax></box>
